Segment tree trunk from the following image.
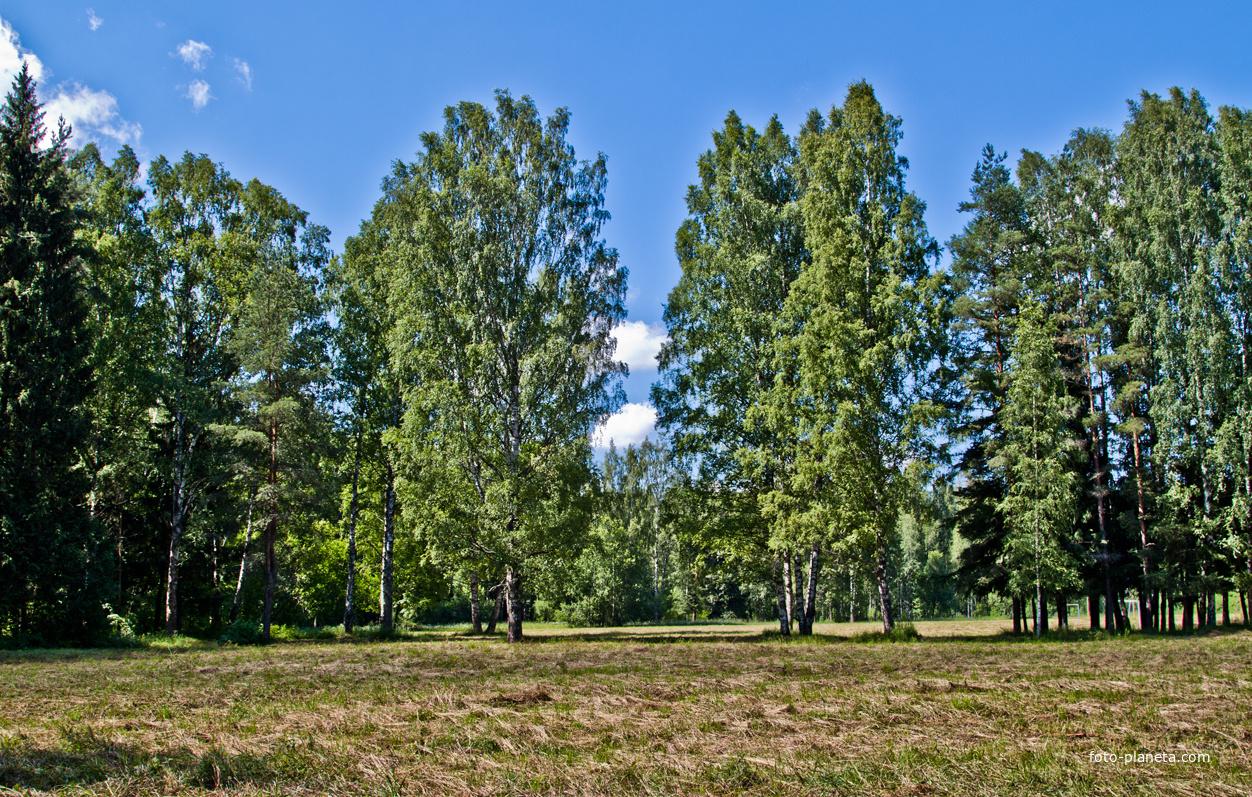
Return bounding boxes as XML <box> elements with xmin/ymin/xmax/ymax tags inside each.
<box><xmin>469</xmin><ymin>572</ymin><xmax>482</xmax><ymax>633</ymax></box>
<box><xmin>505</xmin><ymin>566</ymin><xmax>523</xmax><ymax>643</ymax></box>
<box><xmin>487</xmin><ymin>585</ymin><xmax>503</xmax><ymax>634</ymax></box>
<box><xmin>1168</xmin><ymin>592</ymin><xmax>1176</xmax><ymax>632</ymax></box>
<box><xmin>1012</xmin><ymin>596</ymin><xmax>1021</xmax><ymax>634</ymax></box>
<box><xmin>799</xmin><ymin>543</ymin><xmax>820</xmax><ymax>636</ymax></box>
<box><xmin>849</xmin><ymin>571</ymin><xmax>856</xmax><ymax>623</ymax></box>
<box><xmin>379</xmin><ymin>459</ymin><xmax>396</xmax><ymax>631</ymax></box>
<box><xmin>876</xmin><ymin>529</ymin><xmax>894</xmax><ymax>633</ymax></box>
<box><xmin>1239</xmin><ymin>590</ymin><xmax>1248</xmax><ymax>627</ymax></box>
<box><xmin>1182</xmin><ymin>595</ymin><xmax>1193</xmax><ymax>631</ymax></box>
<box><xmin>1208</xmin><ymin>590</ymin><xmax>1218</xmax><ymax>627</ymax></box>
<box><xmin>262</xmin><ymin>420</ymin><xmax>279</xmax><ymax>645</ymax></box>
<box><xmin>1222</xmin><ymin>591</ymin><xmax>1230</xmax><ymax>626</ymax></box>
<box><xmin>1131</xmin><ymin>427</ymin><xmax>1154</xmax><ymax>631</ymax></box>
<box><xmin>775</xmin><ymin>557</ymin><xmax>790</xmax><ymax>635</ymax></box>
<box><xmin>1038</xmin><ymin>590</ymin><xmax>1047</xmax><ymax>636</ymax></box>
<box><xmin>1088</xmin><ymin>594</ymin><xmax>1099</xmax><ymax>630</ymax></box>
<box><xmin>229</xmin><ymin>488</ymin><xmax>257</xmax><ymax>623</ymax></box>
<box><xmin>1056</xmin><ymin>591</ymin><xmax>1067</xmax><ymax>631</ymax></box>
<box><xmin>781</xmin><ymin>554</ymin><xmax>795</xmax><ymax>628</ymax></box>
<box><xmin>343</xmin><ymin>428</ymin><xmax>362</xmax><ymax>634</ymax></box>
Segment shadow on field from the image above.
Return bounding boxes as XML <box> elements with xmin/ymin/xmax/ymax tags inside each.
<box><xmin>0</xmin><ymin>730</ymin><xmax>281</xmax><ymax>791</ymax></box>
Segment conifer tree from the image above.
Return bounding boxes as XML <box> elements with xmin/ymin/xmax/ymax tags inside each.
<box><xmin>0</xmin><ymin>65</ymin><xmax>104</xmax><ymax>644</ymax></box>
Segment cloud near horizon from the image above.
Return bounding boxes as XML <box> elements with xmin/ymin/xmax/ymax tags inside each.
<box><xmin>1</xmin><ymin>17</ymin><xmax>141</xmax><ymax>149</ymax></box>
<box><xmin>593</xmin><ymin>403</ymin><xmax>658</xmax><ymax>450</ymax></box>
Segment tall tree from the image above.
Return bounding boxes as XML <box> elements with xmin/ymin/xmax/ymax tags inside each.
<box><xmin>0</xmin><ymin>65</ymin><xmax>105</xmax><ymax>644</ymax></box>
<box><xmin>947</xmin><ymin>145</ymin><xmax>1030</xmax><ymax>622</ymax></box>
<box><xmin>653</xmin><ymin>110</ymin><xmax>807</xmax><ymax>633</ymax></box>
<box><xmin>773</xmin><ymin>81</ymin><xmax>945</xmax><ymax>633</ymax></box>
<box><xmin>147</xmin><ymin>152</ymin><xmax>248</xmax><ymax>634</ymax></box>
<box><xmin>1115</xmin><ymin>88</ymin><xmax>1227</xmax><ymax>629</ymax></box>
<box><xmin>227</xmin><ymin>180</ymin><xmax>331</xmax><ymax>643</ymax></box>
<box><xmin>996</xmin><ymin>302</ymin><xmax>1081</xmax><ymax>637</ymax></box>
<box><xmin>384</xmin><ymin>91</ymin><xmax>626</xmax><ymax>642</ymax></box>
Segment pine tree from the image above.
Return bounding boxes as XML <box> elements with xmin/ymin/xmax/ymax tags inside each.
<box><xmin>0</xmin><ymin>65</ymin><xmax>104</xmax><ymax>644</ymax></box>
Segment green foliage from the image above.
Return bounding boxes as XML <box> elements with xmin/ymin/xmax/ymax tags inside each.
<box><xmin>0</xmin><ymin>65</ymin><xmax>107</xmax><ymax>645</ymax></box>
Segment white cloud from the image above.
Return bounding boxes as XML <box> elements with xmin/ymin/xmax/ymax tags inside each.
<box><xmin>593</xmin><ymin>403</ymin><xmax>658</xmax><ymax>450</ymax></box>
<box><xmin>612</xmin><ymin>321</ymin><xmax>668</xmax><ymax>372</ymax></box>
<box><xmin>184</xmin><ymin>79</ymin><xmax>212</xmax><ymax>110</ymax></box>
<box><xmin>87</xmin><ymin>9</ymin><xmax>103</xmax><ymax>31</ymax></box>
<box><xmin>0</xmin><ymin>18</ymin><xmax>47</xmax><ymax>86</ymax></box>
<box><xmin>0</xmin><ymin>16</ymin><xmax>139</xmax><ymax>150</ymax></box>
<box><xmin>45</xmin><ymin>83</ymin><xmax>142</xmax><ymax>147</ymax></box>
<box><xmin>176</xmin><ymin>40</ymin><xmax>212</xmax><ymax>71</ymax></box>
<box><xmin>233</xmin><ymin>58</ymin><xmax>252</xmax><ymax>91</ymax></box>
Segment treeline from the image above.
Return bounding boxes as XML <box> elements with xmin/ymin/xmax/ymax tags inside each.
<box><xmin>1</xmin><ymin>64</ymin><xmax>1249</xmax><ymax>646</ymax></box>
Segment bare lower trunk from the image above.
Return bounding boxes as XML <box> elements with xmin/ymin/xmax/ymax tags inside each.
<box><xmin>775</xmin><ymin>556</ymin><xmax>791</xmax><ymax>635</ymax></box>
<box><xmin>1012</xmin><ymin>596</ymin><xmax>1021</xmax><ymax>634</ymax></box>
<box><xmin>849</xmin><ymin>571</ymin><xmax>856</xmax><ymax>623</ymax></box>
<box><xmin>469</xmin><ymin>572</ymin><xmax>482</xmax><ymax>633</ymax></box>
<box><xmin>876</xmin><ymin>529</ymin><xmax>894</xmax><ymax>633</ymax></box>
<box><xmin>229</xmin><ymin>488</ymin><xmax>256</xmax><ymax>623</ymax></box>
<box><xmin>1222</xmin><ymin>591</ymin><xmax>1230</xmax><ymax>626</ymax></box>
<box><xmin>1132</xmin><ymin>428</ymin><xmax>1154</xmax><ymax>630</ymax></box>
<box><xmin>379</xmin><ymin>460</ymin><xmax>396</xmax><ymax>631</ymax></box>
<box><xmin>165</xmin><ymin>512</ymin><xmax>184</xmax><ymax>635</ymax></box>
<box><xmin>782</xmin><ymin>554</ymin><xmax>795</xmax><ymax>627</ymax></box>
<box><xmin>343</xmin><ymin>428</ymin><xmax>362</xmax><ymax>633</ymax></box>
<box><xmin>486</xmin><ymin>585</ymin><xmax>503</xmax><ymax>634</ymax></box>
<box><xmin>799</xmin><ymin>543</ymin><xmax>819</xmax><ymax>636</ymax></box>
<box><xmin>505</xmin><ymin>566</ymin><xmax>523</xmax><ymax>643</ymax></box>
<box><xmin>262</xmin><ymin>421</ymin><xmax>278</xmax><ymax>645</ymax></box>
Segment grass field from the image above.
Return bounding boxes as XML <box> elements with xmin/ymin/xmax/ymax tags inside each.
<box><xmin>1</xmin><ymin>618</ymin><xmax>1249</xmax><ymax>796</ymax></box>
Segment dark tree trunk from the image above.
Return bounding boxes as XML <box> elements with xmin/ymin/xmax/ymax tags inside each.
<box><xmin>486</xmin><ymin>585</ymin><xmax>503</xmax><ymax>634</ymax></box>
<box><xmin>262</xmin><ymin>421</ymin><xmax>278</xmax><ymax>645</ymax></box>
<box><xmin>1182</xmin><ymin>595</ymin><xmax>1194</xmax><ymax>631</ymax></box>
<box><xmin>505</xmin><ymin>566</ymin><xmax>523</xmax><ymax>643</ymax></box>
<box><xmin>1222</xmin><ymin>591</ymin><xmax>1230</xmax><ymax>626</ymax></box>
<box><xmin>1088</xmin><ymin>594</ymin><xmax>1100</xmax><ymax>630</ymax></box>
<box><xmin>1012</xmin><ymin>596</ymin><xmax>1021</xmax><ymax>634</ymax></box>
<box><xmin>1056</xmin><ymin>591</ymin><xmax>1067</xmax><ymax>631</ymax></box>
<box><xmin>799</xmin><ymin>543</ymin><xmax>820</xmax><ymax>636</ymax></box>
<box><xmin>343</xmin><ymin>428</ymin><xmax>362</xmax><ymax>634</ymax></box>
<box><xmin>469</xmin><ymin>572</ymin><xmax>482</xmax><ymax>633</ymax></box>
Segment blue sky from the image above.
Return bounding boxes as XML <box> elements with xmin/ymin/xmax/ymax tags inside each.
<box><xmin>5</xmin><ymin>1</ymin><xmax>1252</xmax><ymax>446</ymax></box>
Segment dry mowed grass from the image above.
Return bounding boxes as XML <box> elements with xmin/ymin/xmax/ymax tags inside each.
<box><xmin>1</xmin><ymin>619</ymin><xmax>1249</xmax><ymax>796</ymax></box>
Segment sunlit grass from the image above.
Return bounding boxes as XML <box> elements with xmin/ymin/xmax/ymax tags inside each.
<box><xmin>1</xmin><ymin>620</ymin><xmax>1247</xmax><ymax>795</ymax></box>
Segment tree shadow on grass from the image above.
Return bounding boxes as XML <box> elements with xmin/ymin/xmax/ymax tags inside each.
<box><xmin>0</xmin><ymin>730</ymin><xmax>280</xmax><ymax>791</ymax></box>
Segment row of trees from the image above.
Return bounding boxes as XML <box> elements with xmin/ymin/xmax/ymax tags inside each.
<box><xmin>3</xmin><ymin>62</ymin><xmax>1250</xmax><ymax>645</ymax></box>
<box><xmin>657</xmin><ymin>83</ymin><xmax>1252</xmax><ymax>636</ymax></box>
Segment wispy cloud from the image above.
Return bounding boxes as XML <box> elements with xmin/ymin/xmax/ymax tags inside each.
<box><xmin>232</xmin><ymin>58</ymin><xmax>252</xmax><ymax>91</ymax></box>
<box><xmin>0</xmin><ymin>16</ymin><xmax>140</xmax><ymax>149</ymax></box>
<box><xmin>612</xmin><ymin>321</ymin><xmax>668</xmax><ymax>372</ymax></box>
<box><xmin>176</xmin><ymin>39</ymin><xmax>212</xmax><ymax>71</ymax></box>
<box><xmin>593</xmin><ymin>403</ymin><xmax>658</xmax><ymax>450</ymax></box>
<box><xmin>87</xmin><ymin>8</ymin><xmax>103</xmax><ymax>31</ymax></box>
<box><xmin>184</xmin><ymin>79</ymin><xmax>212</xmax><ymax>110</ymax></box>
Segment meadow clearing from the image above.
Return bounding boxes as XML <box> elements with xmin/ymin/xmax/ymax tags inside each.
<box><xmin>1</xmin><ymin>619</ymin><xmax>1248</xmax><ymax>796</ymax></box>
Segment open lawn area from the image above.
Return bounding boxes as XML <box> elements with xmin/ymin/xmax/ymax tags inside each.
<box><xmin>1</xmin><ymin>619</ymin><xmax>1249</xmax><ymax>796</ymax></box>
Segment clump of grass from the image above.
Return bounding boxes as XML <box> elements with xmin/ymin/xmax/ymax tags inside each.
<box><xmin>851</xmin><ymin>622</ymin><xmax>922</xmax><ymax>643</ymax></box>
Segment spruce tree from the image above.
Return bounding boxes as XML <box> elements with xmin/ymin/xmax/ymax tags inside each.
<box><xmin>0</xmin><ymin>65</ymin><xmax>104</xmax><ymax>644</ymax></box>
